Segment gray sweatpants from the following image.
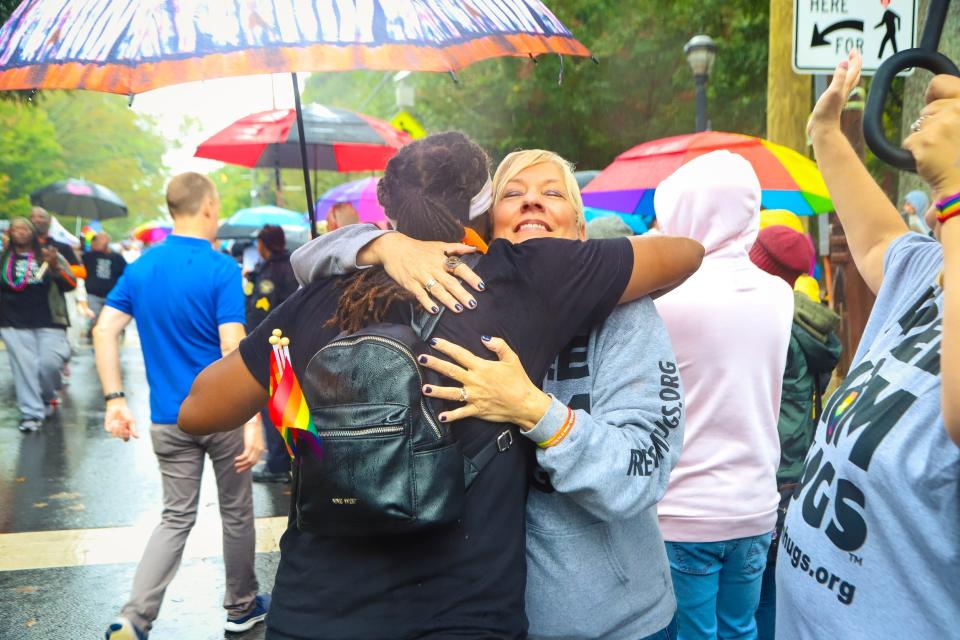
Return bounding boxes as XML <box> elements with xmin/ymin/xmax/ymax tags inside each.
<box><xmin>121</xmin><ymin>424</ymin><xmax>258</xmax><ymax>633</ymax></box>
<box><xmin>0</xmin><ymin>327</ymin><xmax>71</xmax><ymax>421</ymax></box>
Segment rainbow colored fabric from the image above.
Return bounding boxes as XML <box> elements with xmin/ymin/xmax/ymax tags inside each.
<box><xmin>583</xmin><ymin>131</ymin><xmax>833</xmax><ymax>218</ymax></box>
<box><xmin>268</xmin><ymin>345</ymin><xmax>321</xmax><ymax>458</ymax></box>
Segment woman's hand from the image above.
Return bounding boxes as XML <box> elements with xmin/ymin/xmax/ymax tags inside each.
<box><xmin>418</xmin><ymin>336</ymin><xmax>551</xmax><ymax>430</ymax></box>
<box><xmin>365</xmin><ymin>234</ymin><xmax>485</xmax><ymax>314</ymax></box>
<box><xmin>904</xmin><ymin>94</ymin><xmax>960</xmax><ymax>198</ymax></box>
<box><xmin>808</xmin><ymin>48</ymin><xmax>862</xmax><ymax>142</ymax></box>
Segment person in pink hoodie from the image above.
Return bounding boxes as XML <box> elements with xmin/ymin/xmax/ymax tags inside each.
<box><xmin>653</xmin><ymin>150</ymin><xmax>795</xmax><ymax>640</ymax></box>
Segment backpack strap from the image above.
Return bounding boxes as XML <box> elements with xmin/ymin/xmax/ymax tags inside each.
<box><xmin>464</xmin><ymin>428</ymin><xmax>514</xmax><ymax>488</ymax></box>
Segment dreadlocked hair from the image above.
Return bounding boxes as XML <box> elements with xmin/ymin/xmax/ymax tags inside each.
<box><xmin>331</xmin><ymin>132</ymin><xmax>491</xmax><ymax>334</ymax></box>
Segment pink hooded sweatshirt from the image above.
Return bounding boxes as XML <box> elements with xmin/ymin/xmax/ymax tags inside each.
<box><xmin>654</xmin><ymin>151</ymin><xmax>794</xmax><ymax>543</ymax></box>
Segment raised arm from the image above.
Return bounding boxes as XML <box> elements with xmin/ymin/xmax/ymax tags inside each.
<box><xmin>903</xmin><ymin>75</ymin><xmax>960</xmax><ymax>447</ymax></box>
<box><xmin>809</xmin><ymin>49</ymin><xmax>908</xmax><ymax>294</ymax></box>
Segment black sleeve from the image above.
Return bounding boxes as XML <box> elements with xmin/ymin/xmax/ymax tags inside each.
<box><xmin>238</xmin><ymin>287</ymin><xmax>306</xmax><ymax>390</ymax></box>
<box><xmin>115</xmin><ymin>254</ymin><xmax>127</xmax><ymax>275</ymax></box>
<box><xmin>54</xmin><ymin>241</ymin><xmax>80</xmax><ymax>265</ymax></box>
<box><xmin>507</xmin><ymin>237</ymin><xmax>633</xmax><ymax>333</ymax></box>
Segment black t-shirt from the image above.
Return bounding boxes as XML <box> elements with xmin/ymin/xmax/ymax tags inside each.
<box><xmin>245</xmin><ymin>252</ymin><xmax>298</xmax><ymax>332</ymax></box>
<box><xmin>0</xmin><ymin>252</ymin><xmax>62</xmax><ymax>328</ymax></box>
<box><xmin>81</xmin><ymin>251</ymin><xmax>127</xmax><ymax>298</ymax></box>
<box><xmin>239</xmin><ymin>237</ymin><xmax>633</xmax><ymax>640</ymax></box>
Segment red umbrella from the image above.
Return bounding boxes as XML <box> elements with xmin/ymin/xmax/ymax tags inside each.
<box><xmin>195</xmin><ymin>105</ymin><xmax>410</xmax><ymax>172</ymax></box>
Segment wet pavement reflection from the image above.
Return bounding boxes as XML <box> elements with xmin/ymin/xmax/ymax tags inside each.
<box><xmin>0</xmin><ymin>327</ymin><xmax>288</xmax><ymax>639</ymax></box>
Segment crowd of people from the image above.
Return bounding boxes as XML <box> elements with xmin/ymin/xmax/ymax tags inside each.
<box><xmin>1</xmin><ymin>50</ymin><xmax>955</xmax><ymax>640</ymax></box>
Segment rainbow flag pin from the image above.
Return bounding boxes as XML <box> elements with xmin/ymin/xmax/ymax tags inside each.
<box><xmin>268</xmin><ymin>329</ymin><xmax>321</xmax><ymax>458</ymax></box>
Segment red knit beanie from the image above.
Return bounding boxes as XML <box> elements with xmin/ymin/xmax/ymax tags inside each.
<box><xmin>749</xmin><ymin>225</ymin><xmax>814</xmax><ymax>285</ymax></box>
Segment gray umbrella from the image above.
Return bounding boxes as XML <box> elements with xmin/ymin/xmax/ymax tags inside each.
<box><xmin>30</xmin><ymin>179</ymin><xmax>128</xmax><ymax>220</ymax></box>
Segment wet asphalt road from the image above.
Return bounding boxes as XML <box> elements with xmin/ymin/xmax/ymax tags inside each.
<box><xmin>0</xmin><ymin>327</ymin><xmax>289</xmax><ymax>639</ymax></box>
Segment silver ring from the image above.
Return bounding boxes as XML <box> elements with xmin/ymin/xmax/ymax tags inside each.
<box><xmin>458</xmin><ymin>387</ymin><xmax>468</xmax><ymax>403</ymax></box>
<box><xmin>911</xmin><ymin>116</ymin><xmax>925</xmax><ymax>133</ymax></box>
<box><xmin>424</xmin><ymin>278</ymin><xmax>438</xmax><ymax>292</ymax></box>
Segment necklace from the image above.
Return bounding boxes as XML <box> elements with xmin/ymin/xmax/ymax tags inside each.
<box><xmin>3</xmin><ymin>251</ymin><xmax>33</xmax><ymax>291</ymax></box>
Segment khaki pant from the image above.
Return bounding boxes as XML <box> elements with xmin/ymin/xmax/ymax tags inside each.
<box><xmin>121</xmin><ymin>424</ymin><xmax>258</xmax><ymax>633</ymax></box>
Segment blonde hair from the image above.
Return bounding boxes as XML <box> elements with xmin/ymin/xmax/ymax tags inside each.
<box><xmin>493</xmin><ymin>149</ymin><xmax>584</xmax><ymax>227</ymax></box>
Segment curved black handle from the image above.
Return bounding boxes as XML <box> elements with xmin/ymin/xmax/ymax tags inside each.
<box><xmin>864</xmin><ymin>49</ymin><xmax>960</xmax><ymax>172</ymax></box>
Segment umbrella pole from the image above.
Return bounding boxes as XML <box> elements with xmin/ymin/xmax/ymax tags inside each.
<box><xmin>291</xmin><ymin>72</ymin><xmax>317</xmax><ymax>238</ymax></box>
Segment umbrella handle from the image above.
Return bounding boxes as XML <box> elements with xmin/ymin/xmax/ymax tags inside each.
<box><xmin>864</xmin><ymin>0</ymin><xmax>959</xmax><ymax>172</ymax></box>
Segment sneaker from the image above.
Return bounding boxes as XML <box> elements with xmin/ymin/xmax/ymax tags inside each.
<box><xmin>104</xmin><ymin>617</ymin><xmax>146</xmax><ymax>640</ymax></box>
<box><xmin>252</xmin><ymin>464</ymin><xmax>290</xmax><ymax>484</ymax></box>
<box><xmin>44</xmin><ymin>400</ymin><xmax>58</xmax><ymax>418</ymax></box>
<box><xmin>225</xmin><ymin>593</ymin><xmax>270</xmax><ymax>633</ymax></box>
<box><xmin>18</xmin><ymin>418</ymin><xmax>41</xmax><ymax>433</ymax></box>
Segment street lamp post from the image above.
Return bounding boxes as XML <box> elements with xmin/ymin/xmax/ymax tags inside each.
<box><xmin>684</xmin><ymin>35</ymin><xmax>717</xmax><ymax>132</ymax></box>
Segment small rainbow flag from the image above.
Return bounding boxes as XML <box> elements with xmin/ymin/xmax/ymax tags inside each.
<box><xmin>268</xmin><ymin>329</ymin><xmax>321</xmax><ymax>458</ymax></box>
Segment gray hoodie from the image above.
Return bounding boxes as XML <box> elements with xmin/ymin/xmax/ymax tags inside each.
<box><xmin>291</xmin><ymin>226</ymin><xmax>684</xmax><ymax>639</ymax></box>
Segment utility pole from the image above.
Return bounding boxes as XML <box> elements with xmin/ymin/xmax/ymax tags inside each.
<box><xmin>766</xmin><ymin>0</ymin><xmax>811</xmax><ymax>153</ymax></box>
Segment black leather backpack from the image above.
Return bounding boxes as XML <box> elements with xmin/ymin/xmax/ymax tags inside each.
<box><xmin>294</xmin><ymin>304</ymin><xmax>513</xmax><ymax>537</ymax></box>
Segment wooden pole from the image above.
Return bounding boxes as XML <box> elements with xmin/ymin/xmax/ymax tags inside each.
<box><xmin>766</xmin><ymin>0</ymin><xmax>812</xmax><ymax>153</ymax></box>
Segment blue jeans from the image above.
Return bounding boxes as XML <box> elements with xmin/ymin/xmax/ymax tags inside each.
<box><xmin>640</xmin><ymin>613</ymin><xmax>678</xmax><ymax>640</ymax></box>
<box><xmin>665</xmin><ymin>534</ymin><xmax>772</xmax><ymax>640</ymax></box>
<box><xmin>753</xmin><ymin>556</ymin><xmax>776</xmax><ymax>640</ymax></box>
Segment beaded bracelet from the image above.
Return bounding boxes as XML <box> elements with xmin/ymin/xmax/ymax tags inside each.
<box><xmin>936</xmin><ymin>192</ymin><xmax>960</xmax><ymax>225</ymax></box>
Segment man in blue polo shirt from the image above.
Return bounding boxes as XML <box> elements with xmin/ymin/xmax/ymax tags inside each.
<box><xmin>93</xmin><ymin>173</ymin><xmax>268</xmax><ymax>640</ymax></box>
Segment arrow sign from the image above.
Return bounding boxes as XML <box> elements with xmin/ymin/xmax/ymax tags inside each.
<box><xmin>811</xmin><ymin>20</ymin><xmax>865</xmax><ymax>46</ymax></box>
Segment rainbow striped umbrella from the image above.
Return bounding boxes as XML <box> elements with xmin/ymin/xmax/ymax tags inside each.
<box><xmin>582</xmin><ymin>132</ymin><xmax>833</xmax><ymax>218</ymax></box>
<box><xmin>131</xmin><ymin>220</ymin><xmax>172</xmax><ymax>244</ymax></box>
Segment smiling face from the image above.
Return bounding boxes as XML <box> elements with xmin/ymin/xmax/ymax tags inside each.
<box><xmin>9</xmin><ymin>220</ymin><xmax>34</xmax><ymax>249</ymax></box>
<box><xmin>492</xmin><ymin>161</ymin><xmax>584</xmax><ymax>243</ymax></box>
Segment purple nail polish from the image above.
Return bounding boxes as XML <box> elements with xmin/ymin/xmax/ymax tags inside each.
<box><xmin>477</xmin><ymin>281</ymin><xmax>486</xmax><ymax>291</ymax></box>
<box><xmin>429</xmin><ymin>338</ymin><xmax>437</xmax><ymax>346</ymax></box>
<box><xmin>468</xmin><ymin>300</ymin><xmax>477</xmax><ymax>309</ymax></box>
<box><xmin>418</xmin><ymin>355</ymin><xmax>428</xmax><ymax>364</ymax></box>
<box><xmin>440</xmin><ymin>415</ymin><xmax>448</xmax><ymax>422</ymax></box>
<box><xmin>424</xmin><ymin>386</ymin><xmax>433</xmax><ymax>393</ymax></box>
<box><xmin>431</xmin><ymin>305</ymin><xmax>440</xmax><ymax>314</ymax></box>
<box><xmin>481</xmin><ymin>335</ymin><xmax>491</xmax><ymax>342</ymax></box>
<box><xmin>455</xmin><ymin>303</ymin><xmax>464</xmax><ymax>312</ymax></box>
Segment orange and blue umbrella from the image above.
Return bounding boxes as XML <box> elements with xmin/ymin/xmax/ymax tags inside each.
<box><xmin>582</xmin><ymin>132</ymin><xmax>833</xmax><ymax>220</ymax></box>
<box><xmin>0</xmin><ymin>1</ymin><xmax>589</xmax><ymax>95</ymax></box>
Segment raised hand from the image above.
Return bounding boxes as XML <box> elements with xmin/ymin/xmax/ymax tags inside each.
<box><xmin>808</xmin><ymin>48</ymin><xmax>863</xmax><ymax>141</ymax></box>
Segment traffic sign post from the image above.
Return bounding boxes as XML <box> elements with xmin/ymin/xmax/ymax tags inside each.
<box><xmin>793</xmin><ymin>0</ymin><xmax>918</xmax><ymax>75</ymax></box>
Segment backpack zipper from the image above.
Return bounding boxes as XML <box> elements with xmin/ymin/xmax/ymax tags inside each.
<box><xmin>319</xmin><ymin>335</ymin><xmax>443</xmax><ymax>439</ymax></box>
<box><xmin>320</xmin><ymin>425</ymin><xmax>403</xmax><ymax>438</ymax></box>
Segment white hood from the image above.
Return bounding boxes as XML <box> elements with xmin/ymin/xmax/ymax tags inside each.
<box><xmin>654</xmin><ymin>150</ymin><xmax>761</xmax><ymax>258</ymax></box>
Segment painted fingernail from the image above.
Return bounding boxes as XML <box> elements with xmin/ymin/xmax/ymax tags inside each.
<box><xmin>454</xmin><ymin>303</ymin><xmax>464</xmax><ymax>312</ymax></box>
<box><xmin>481</xmin><ymin>335</ymin><xmax>491</xmax><ymax>342</ymax></box>
<box><xmin>429</xmin><ymin>338</ymin><xmax>437</xmax><ymax>346</ymax></box>
<box><xmin>468</xmin><ymin>299</ymin><xmax>477</xmax><ymax>309</ymax></box>
<box><xmin>477</xmin><ymin>281</ymin><xmax>486</xmax><ymax>291</ymax></box>
<box><xmin>431</xmin><ymin>305</ymin><xmax>440</xmax><ymax>314</ymax></box>
<box><xmin>418</xmin><ymin>355</ymin><xmax>428</xmax><ymax>364</ymax></box>
<box><xmin>440</xmin><ymin>415</ymin><xmax>448</xmax><ymax>422</ymax></box>
<box><xmin>424</xmin><ymin>386</ymin><xmax>433</xmax><ymax>394</ymax></box>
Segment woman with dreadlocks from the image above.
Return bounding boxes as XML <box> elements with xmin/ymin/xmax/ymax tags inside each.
<box><xmin>0</xmin><ymin>216</ymin><xmax>75</xmax><ymax>432</ymax></box>
<box><xmin>179</xmin><ymin>131</ymin><xmax>703</xmax><ymax>640</ymax></box>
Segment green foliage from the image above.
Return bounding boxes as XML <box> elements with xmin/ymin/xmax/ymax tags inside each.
<box><xmin>0</xmin><ymin>100</ymin><xmax>63</xmax><ymax>216</ymax></box>
<box><xmin>300</xmin><ymin>0</ymin><xmax>769</xmax><ymax>172</ymax></box>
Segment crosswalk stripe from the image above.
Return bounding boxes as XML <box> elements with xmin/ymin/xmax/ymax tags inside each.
<box><xmin>0</xmin><ymin>516</ymin><xmax>286</xmax><ymax>572</ymax></box>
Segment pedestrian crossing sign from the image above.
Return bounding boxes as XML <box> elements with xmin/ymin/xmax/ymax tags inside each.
<box><xmin>793</xmin><ymin>0</ymin><xmax>918</xmax><ymax>75</ymax></box>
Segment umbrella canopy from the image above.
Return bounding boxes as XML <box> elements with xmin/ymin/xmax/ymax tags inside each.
<box><xmin>582</xmin><ymin>132</ymin><xmax>833</xmax><ymax>217</ymax></box>
<box><xmin>218</xmin><ymin>205</ymin><xmax>310</xmax><ymax>247</ymax></box>
<box><xmin>316</xmin><ymin>177</ymin><xmax>385</xmax><ymax>225</ymax></box>
<box><xmin>195</xmin><ymin>105</ymin><xmax>410</xmax><ymax>172</ymax></box>
<box><xmin>0</xmin><ymin>1</ymin><xmax>589</xmax><ymax>95</ymax></box>
<box><xmin>30</xmin><ymin>178</ymin><xmax>127</xmax><ymax>220</ymax></box>
<box><xmin>132</xmin><ymin>220</ymin><xmax>172</xmax><ymax>244</ymax></box>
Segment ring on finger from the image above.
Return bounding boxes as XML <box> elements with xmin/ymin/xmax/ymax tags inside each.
<box><xmin>444</xmin><ymin>255</ymin><xmax>463</xmax><ymax>273</ymax></box>
<box><xmin>911</xmin><ymin>116</ymin><xmax>926</xmax><ymax>133</ymax></box>
<box><xmin>425</xmin><ymin>278</ymin><xmax>438</xmax><ymax>292</ymax></box>
<box><xmin>458</xmin><ymin>387</ymin><xmax>468</xmax><ymax>403</ymax></box>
